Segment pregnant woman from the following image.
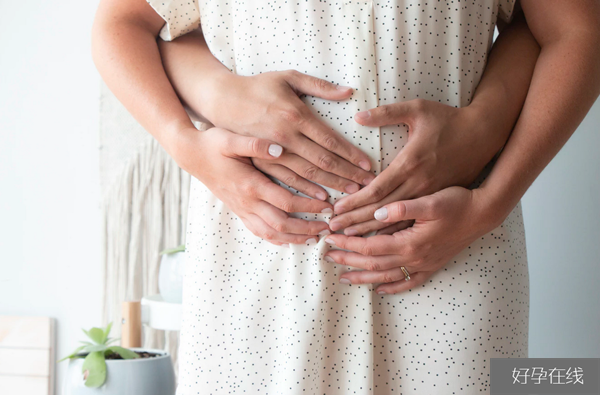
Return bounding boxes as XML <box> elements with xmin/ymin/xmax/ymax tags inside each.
<box><xmin>91</xmin><ymin>0</ymin><xmax>600</xmax><ymax>393</ymax></box>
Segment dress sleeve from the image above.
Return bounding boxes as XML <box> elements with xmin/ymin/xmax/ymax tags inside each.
<box><xmin>146</xmin><ymin>0</ymin><xmax>201</xmax><ymax>41</ymax></box>
<box><xmin>497</xmin><ymin>0</ymin><xmax>517</xmax><ymax>24</ymax></box>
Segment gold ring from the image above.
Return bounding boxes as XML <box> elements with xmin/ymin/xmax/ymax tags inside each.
<box><xmin>400</xmin><ymin>266</ymin><xmax>411</xmax><ymax>281</ymax></box>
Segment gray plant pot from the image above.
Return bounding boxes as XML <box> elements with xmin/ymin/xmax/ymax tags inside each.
<box><xmin>63</xmin><ymin>348</ymin><xmax>175</xmax><ymax>395</ymax></box>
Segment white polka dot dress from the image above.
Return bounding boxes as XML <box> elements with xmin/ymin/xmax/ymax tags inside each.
<box><xmin>147</xmin><ymin>1</ymin><xmax>529</xmax><ymax>394</ymax></box>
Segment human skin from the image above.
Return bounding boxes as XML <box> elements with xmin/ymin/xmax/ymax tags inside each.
<box><xmin>91</xmin><ymin>0</ymin><xmax>353</xmax><ymax>244</ymax></box>
<box><xmin>91</xmin><ymin>0</ymin><xmax>599</xmax><ymax>277</ymax></box>
<box><xmin>323</xmin><ymin>0</ymin><xmax>600</xmax><ymax>294</ymax></box>
<box><xmin>92</xmin><ymin>0</ymin><xmax>532</xmax><ymax>246</ymax></box>
<box><xmin>156</xmin><ymin>8</ymin><xmax>538</xmax><ymax>237</ymax></box>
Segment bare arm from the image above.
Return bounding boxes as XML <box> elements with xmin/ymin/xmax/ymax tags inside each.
<box><xmin>158</xmin><ymin>29</ymin><xmax>378</xmax><ymax>195</ymax></box>
<box><xmin>157</xmin><ymin>10</ymin><xmax>541</xmax><ymax>237</ymax></box>
<box><xmin>319</xmin><ymin>10</ymin><xmax>542</xmax><ymax>234</ymax></box>
<box><xmin>157</xmin><ymin>29</ymin><xmax>229</xmax><ymax>124</ymax></box>
<box><xmin>91</xmin><ymin>0</ymin><xmax>192</xmax><ymax>156</ymax></box>
<box><xmin>321</xmin><ymin>2</ymin><xmax>600</xmax><ymax>294</ymax></box>
<box><xmin>477</xmin><ymin>0</ymin><xmax>600</xmax><ymax>227</ymax></box>
<box><xmin>91</xmin><ymin>0</ymin><xmax>337</xmax><ymax>245</ymax></box>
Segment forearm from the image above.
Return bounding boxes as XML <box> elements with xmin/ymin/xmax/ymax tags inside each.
<box><xmin>478</xmin><ymin>12</ymin><xmax>600</xmax><ymax>227</ymax></box>
<box><xmin>463</xmin><ymin>11</ymin><xmax>540</xmax><ymax>158</ymax></box>
<box><xmin>91</xmin><ymin>0</ymin><xmax>194</xmax><ymax>157</ymax></box>
<box><xmin>157</xmin><ymin>29</ymin><xmax>231</xmax><ymax>122</ymax></box>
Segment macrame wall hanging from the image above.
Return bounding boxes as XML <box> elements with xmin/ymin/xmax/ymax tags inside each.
<box><xmin>99</xmin><ymin>83</ymin><xmax>192</xmax><ymax>377</ymax></box>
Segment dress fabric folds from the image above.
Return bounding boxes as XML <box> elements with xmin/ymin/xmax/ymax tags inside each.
<box><xmin>146</xmin><ymin>0</ymin><xmax>529</xmax><ymax>394</ymax></box>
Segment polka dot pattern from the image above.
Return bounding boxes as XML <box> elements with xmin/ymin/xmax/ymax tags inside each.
<box><xmin>147</xmin><ymin>0</ymin><xmax>201</xmax><ymax>41</ymax></box>
<box><xmin>147</xmin><ymin>0</ymin><xmax>528</xmax><ymax>394</ymax></box>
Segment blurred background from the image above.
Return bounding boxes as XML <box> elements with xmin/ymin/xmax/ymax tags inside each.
<box><xmin>1</xmin><ymin>1</ymin><xmax>599</xmax><ymax>394</ymax></box>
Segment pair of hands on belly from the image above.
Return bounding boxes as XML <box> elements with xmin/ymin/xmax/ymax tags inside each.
<box><xmin>178</xmin><ymin>69</ymin><xmax>505</xmax><ymax>293</ymax></box>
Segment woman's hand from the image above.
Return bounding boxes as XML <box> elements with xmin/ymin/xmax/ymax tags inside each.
<box><xmin>161</xmin><ymin>36</ymin><xmax>378</xmax><ymax>193</ymax></box>
<box><xmin>172</xmin><ymin>126</ymin><xmax>334</xmax><ymax>246</ymax></box>
<box><xmin>203</xmin><ymin>70</ymin><xmax>376</xmax><ymax>191</ymax></box>
<box><xmin>158</xmin><ymin>32</ymin><xmax>376</xmax><ymax>192</ymax></box>
<box><xmin>323</xmin><ymin>186</ymin><xmax>499</xmax><ymax>294</ymax></box>
<box><xmin>328</xmin><ymin>99</ymin><xmax>507</xmax><ymax>235</ymax></box>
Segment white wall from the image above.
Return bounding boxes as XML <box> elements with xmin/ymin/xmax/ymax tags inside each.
<box><xmin>0</xmin><ymin>0</ymin><xmax>102</xmax><ymax>394</ymax></box>
<box><xmin>523</xmin><ymin>98</ymin><xmax>600</xmax><ymax>358</ymax></box>
<box><xmin>0</xmin><ymin>1</ymin><xmax>598</xmax><ymax>394</ymax></box>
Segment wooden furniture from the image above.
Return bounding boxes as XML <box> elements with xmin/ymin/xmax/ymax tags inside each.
<box><xmin>0</xmin><ymin>316</ymin><xmax>55</xmax><ymax>395</ymax></box>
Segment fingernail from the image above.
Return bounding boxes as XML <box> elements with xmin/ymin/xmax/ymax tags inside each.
<box><xmin>345</xmin><ymin>229</ymin><xmax>358</xmax><ymax>236</ymax></box>
<box><xmin>306</xmin><ymin>238</ymin><xmax>317</xmax><ymax>245</ymax></box>
<box><xmin>339</xmin><ymin>278</ymin><xmax>351</xmax><ymax>284</ymax></box>
<box><xmin>363</xmin><ymin>177</ymin><xmax>374</xmax><ymax>185</ymax></box>
<box><xmin>345</xmin><ymin>184</ymin><xmax>359</xmax><ymax>194</ymax></box>
<box><xmin>268</xmin><ymin>144</ymin><xmax>283</xmax><ymax>158</ymax></box>
<box><xmin>374</xmin><ymin>207</ymin><xmax>388</xmax><ymax>221</ymax></box>
<box><xmin>336</xmin><ymin>85</ymin><xmax>352</xmax><ymax>90</ymax></box>
<box><xmin>377</xmin><ymin>290</ymin><xmax>386</xmax><ymax>295</ymax></box>
<box><xmin>319</xmin><ymin>229</ymin><xmax>331</xmax><ymax>236</ymax></box>
<box><xmin>324</xmin><ymin>255</ymin><xmax>335</xmax><ymax>263</ymax></box>
<box><xmin>321</xmin><ymin>208</ymin><xmax>333</xmax><ymax>214</ymax></box>
<box><xmin>316</xmin><ymin>191</ymin><xmax>327</xmax><ymax>201</ymax></box>
<box><xmin>358</xmin><ymin>160</ymin><xmax>371</xmax><ymax>171</ymax></box>
<box><xmin>324</xmin><ymin>237</ymin><xmax>336</xmax><ymax>245</ymax></box>
<box><xmin>333</xmin><ymin>202</ymin><xmax>346</xmax><ymax>214</ymax></box>
<box><xmin>355</xmin><ymin>110</ymin><xmax>371</xmax><ymax>121</ymax></box>
<box><xmin>329</xmin><ymin>221</ymin><xmax>341</xmax><ymax>231</ymax></box>
<box><xmin>281</xmin><ymin>243</ymin><xmax>290</xmax><ymax>248</ymax></box>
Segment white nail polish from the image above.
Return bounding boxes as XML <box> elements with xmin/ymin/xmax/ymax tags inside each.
<box><xmin>377</xmin><ymin>290</ymin><xmax>386</xmax><ymax>295</ymax></box>
<box><xmin>355</xmin><ymin>110</ymin><xmax>371</xmax><ymax>121</ymax></box>
<box><xmin>321</xmin><ymin>208</ymin><xmax>333</xmax><ymax>214</ymax></box>
<box><xmin>319</xmin><ymin>229</ymin><xmax>331</xmax><ymax>236</ymax></box>
<box><xmin>339</xmin><ymin>278</ymin><xmax>351</xmax><ymax>284</ymax></box>
<box><xmin>316</xmin><ymin>192</ymin><xmax>327</xmax><ymax>201</ymax></box>
<box><xmin>374</xmin><ymin>207</ymin><xmax>388</xmax><ymax>221</ymax></box>
<box><xmin>268</xmin><ymin>144</ymin><xmax>283</xmax><ymax>157</ymax></box>
<box><xmin>324</xmin><ymin>256</ymin><xmax>335</xmax><ymax>262</ymax></box>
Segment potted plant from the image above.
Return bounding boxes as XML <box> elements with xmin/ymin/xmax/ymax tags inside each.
<box><xmin>60</xmin><ymin>323</ymin><xmax>175</xmax><ymax>395</ymax></box>
<box><xmin>158</xmin><ymin>244</ymin><xmax>186</xmax><ymax>303</ymax></box>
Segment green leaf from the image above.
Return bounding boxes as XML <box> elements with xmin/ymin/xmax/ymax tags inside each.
<box><xmin>83</xmin><ymin>344</ymin><xmax>108</xmax><ymax>353</ymax></box>
<box><xmin>102</xmin><ymin>322</ymin><xmax>113</xmax><ymax>343</ymax></box>
<box><xmin>160</xmin><ymin>244</ymin><xmax>185</xmax><ymax>255</ymax></box>
<box><xmin>86</xmin><ymin>327</ymin><xmax>106</xmax><ymax>345</ymax></box>
<box><xmin>106</xmin><ymin>346</ymin><xmax>140</xmax><ymax>360</ymax></box>
<box><xmin>105</xmin><ymin>337</ymin><xmax>120</xmax><ymax>345</ymax></box>
<box><xmin>79</xmin><ymin>341</ymin><xmax>94</xmax><ymax>346</ymax></box>
<box><xmin>58</xmin><ymin>345</ymin><xmax>86</xmax><ymax>363</ymax></box>
<box><xmin>82</xmin><ymin>351</ymin><xmax>107</xmax><ymax>388</ymax></box>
